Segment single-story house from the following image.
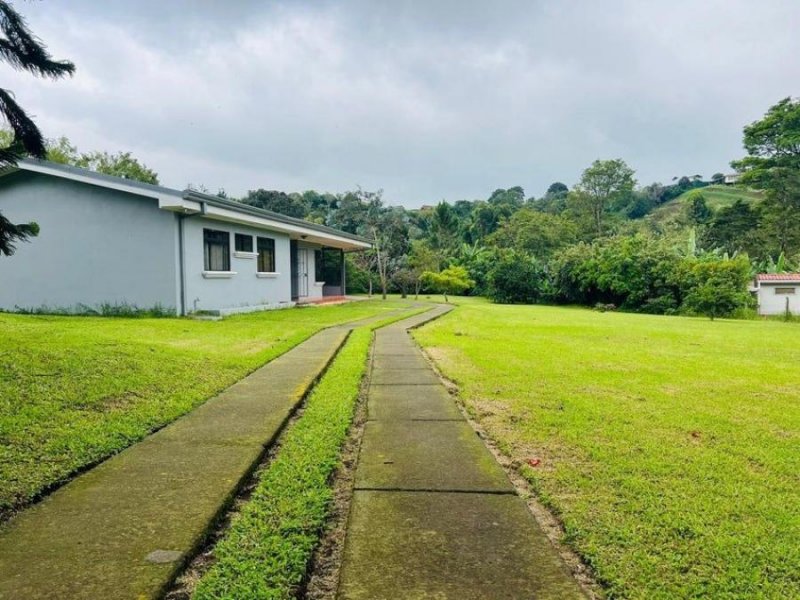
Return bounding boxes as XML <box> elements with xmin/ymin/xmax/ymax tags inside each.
<box><xmin>723</xmin><ymin>173</ymin><xmax>740</xmax><ymax>185</ymax></box>
<box><xmin>0</xmin><ymin>159</ymin><xmax>370</xmax><ymax>315</ymax></box>
<box><xmin>752</xmin><ymin>273</ymin><xmax>800</xmax><ymax>316</ymax></box>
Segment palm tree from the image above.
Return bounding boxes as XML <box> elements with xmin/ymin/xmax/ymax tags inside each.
<box><xmin>0</xmin><ymin>1</ymin><xmax>74</xmax><ymax>255</ymax></box>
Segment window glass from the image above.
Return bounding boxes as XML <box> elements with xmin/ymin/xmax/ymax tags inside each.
<box><xmin>257</xmin><ymin>237</ymin><xmax>276</xmax><ymax>272</ymax></box>
<box><xmin>204</xmin><ymin>229</ymin><xmax>230</xmax><ymax>271</ymax></box>
<box><xmin>235</xmin><ymin>233</ymin><xmax>253</xmax><ymax>253</ymax></box>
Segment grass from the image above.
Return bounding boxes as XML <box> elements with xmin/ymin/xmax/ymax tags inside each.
<box><xmin>414</xmin><ymin>298</ymin><xmax>800</xmax><ymax>599</ymax></box>
<box><xmin>192</xmin><ymin>308</ymin><xmax>427</xmax><ymax>599</ymax></box>
<box><xmin>648</xmin><ymin>185</ymin><xmax>764</xmax><ymax>226</ymax></box>
<box><xmin>0</xmin><ymin>299</ymin><xmax>413</xmax><ymax>519</ymax></box>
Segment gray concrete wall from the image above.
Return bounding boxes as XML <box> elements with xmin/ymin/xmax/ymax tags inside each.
<box><xmin>182</xmin><ymin>216</ymin><xmax>294</xmax><ymax>312</ymax></box>
<box><xmin>0</xmin><ymin>172</ymin><xmax>178</xmax><ymax>312</ymax></box>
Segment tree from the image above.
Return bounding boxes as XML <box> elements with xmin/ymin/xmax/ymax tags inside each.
<box><xmin>705</xmin><ymin>200</ymin><xmax>763</xmax><ymax>256</ymax></box>
<box><xmin>682</xmin><ymin>256</ymin><xmax>752</xmax><ymax>320</ymax></box>
<box><xmin>686</xmin><ymin>191</ymin><xmax>712</xmax><ymax>224</ymax></box>
<box><xmin>0</xmin><ymin>1</ymin><xmax>74</xmax><ymax>255</ymax></box>
<box><xmin>407</xmin><ymin>239</ymin><xmax>440</xmax><ymax>298</ymax></box>
<box><xmin>44</xmin><ymin>135</ymin><xmax>79</xmax><ymax>164</ymax></box>
<box><xmin>360</xmin><ymin>190</ymin><xmax>409</xmax><ymax>300</ymax></box>
<box><xmin>1</xmin><ymin>131</ymin><xmax>161</xmax><ymax>185</ymax></box>
<box><xmin>429</xmin><ymin>201</ymin><xmax>459</xmax><ymax>250</ymax></box>
<box><xmin>420</xmin><ymin>265</ymin><xmax>474</xmax><ymax>303</ymax></box>
<box><xmin>711</xmin><ymin>172</ymin><xmax>725</xmax><ymax>185</ymax></box>
<box><xmin>732</xmin><ymin>97</ymin><xmax>800</xmax><ymax>256</ymax></box>
<box><xmin>242</xmin><ymin>189</ymin><xmax>306</xmax><ymax>218</ymax></box>
<box><xmin>76</xmin><ymin>151</ymin><xmax>159</xmax><ymax>184</ymax></box>
<box><xmin>487</xmin><ymin>208</ymin><xmax>577</xmax><ymax>259</ymax></box>
<box><xmin>327</xmin><ymin>190</ymin><xmax>368</xmax><ymax>234</ymax></box>
<box><xmin>572</xmin><ymin>159</ymin><xmax>636</xmax><ymax>236</ymax></box>
<box><xmin>545</xmin><ymin>182</ymin><xmax>569</xmax><ymax>198</ymax></box>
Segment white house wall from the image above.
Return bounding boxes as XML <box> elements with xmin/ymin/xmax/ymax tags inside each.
<box><xmin>182</xmin><ymin>216</ymin><xmax>293</xmax><ymax>313</ymax></box>
<box><xmin>0</xmin><ymin>172</ymin><xmax>178</xmax><ymax>312</ymax></box>
<box><xmin>758</xmin><ymin>283</ymin><xmax>800</xmax><ymax>315</ymax></box>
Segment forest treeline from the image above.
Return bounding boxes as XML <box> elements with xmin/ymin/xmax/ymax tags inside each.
<box><xmin>232</xmin><ymin>97</ymin><xmax>799</xmax><ymax>318</ymax></box>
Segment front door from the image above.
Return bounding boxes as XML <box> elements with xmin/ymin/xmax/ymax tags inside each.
<box><xmin>296</xmin><ymin>248</ymin><xmax>310</xmax><ymax>297</ymax></box>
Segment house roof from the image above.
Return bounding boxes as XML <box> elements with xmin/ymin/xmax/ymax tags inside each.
<box><xmin>1</xmin><ymin>159</ymin><xmax>371</xmax><ymax>250</ymax></box>
<box><xmin>756</xmin><ymin>273</ymin><xmax>800</xmax><ymax>282</ymax></box>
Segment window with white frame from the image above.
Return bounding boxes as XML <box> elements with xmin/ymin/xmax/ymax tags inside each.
<box><xmin>204</xmin><ymin>229</ymin><xmax>230</xmax><ymax>271</ymax></box>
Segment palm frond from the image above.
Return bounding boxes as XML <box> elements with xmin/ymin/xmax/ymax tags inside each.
<box><xmin>0</xmin><ymin>87</ymin><xmax>45</xmax><ymax>163</ymax></box>
<box><xmin>0</xmin><ymin>1</ymin><xmax>74</xmax><ymax>78</ymax></box>
<box><xmin>0</xmin><ymin>211</ymin><xmax>38</xmax><ymax>256</ymax></box>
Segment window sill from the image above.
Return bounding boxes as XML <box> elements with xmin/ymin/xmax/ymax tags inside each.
<box><xmin>313</xmin><ymin>281</ymin><xmax>326</xmax><ymax>287</ymax></box>
<box><xmin>256</xmin><ymin>272</ymin><xmax>280</xmax><ymax>278</ymax></box>
<box><xmin>202</xmin><ymin>271</ymin><xmax>237</xmax><ymax>279</ymax></box>
<box><xmin>233</xmin><ymin>251</ymin><xmax>258</xmax><ymax>259</ymax></box>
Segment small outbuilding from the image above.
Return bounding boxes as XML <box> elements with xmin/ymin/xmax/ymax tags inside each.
<box><xmin>753</xmin><ymin>273</ymin><xmax>800</xmax><ymax>316</ymax></box>
<box><xmin>0</xmin><ymin>159</ymin><xmax>371</xmax><ymax>315</ymax></box>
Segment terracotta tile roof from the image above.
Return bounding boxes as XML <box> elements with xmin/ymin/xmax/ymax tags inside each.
<box><xmin>757</xmin><ymin>273</ymin><xmax>800</xmax><ymax>282</ymax></box>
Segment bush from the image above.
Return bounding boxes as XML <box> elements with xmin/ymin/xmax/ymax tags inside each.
<box><xmin>488</xmin><ymin>252</ymin><xmax>549</xmax><ymax>304</ymax></box>
<box><xmin>551</xmin><ymin>235</ymin><xmax>682</xmax><ymax>312</ymax></box>
<box><xmin>680</xmin><ymin>255</ymin><xmax>753</xmax><ymax>319</ymax></box>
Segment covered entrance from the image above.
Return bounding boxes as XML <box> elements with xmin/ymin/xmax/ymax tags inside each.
<box><xmin>291</xmin><ymin>242</ymin><xmax>346</xmax><ymax>302</ymax></box>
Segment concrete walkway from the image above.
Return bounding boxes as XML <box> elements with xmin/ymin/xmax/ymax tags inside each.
<box><xmin>338</xmin><ymin>306</ymin><xmax>585</xmax><ymax>599</ymax></box>
<box><xmin>0</xmin><ymin>308</ymin><xmax>417</xmax><ymax>600</ymax></box>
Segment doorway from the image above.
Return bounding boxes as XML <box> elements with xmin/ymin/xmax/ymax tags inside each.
<box><xmin>295</xmin><ymin>247</ymin><xmax>310</xmax><ymax>298</ymax></box>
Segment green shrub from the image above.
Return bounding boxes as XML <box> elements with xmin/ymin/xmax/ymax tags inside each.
<box><xmin>680</xmin><ymin>255</ymin><xmax>753</xmax><ymax>319</ymax></box>
<box><xmin>488</xmin><ymin>252</ymin><xmax>548</xmax><ymax>304</ymax></box>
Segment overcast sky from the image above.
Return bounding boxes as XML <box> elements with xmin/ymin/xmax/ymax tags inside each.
<box><xmin>5</xmin><ymin>0</ymin><xmax>800</xmax><ymax>206</ymax></box>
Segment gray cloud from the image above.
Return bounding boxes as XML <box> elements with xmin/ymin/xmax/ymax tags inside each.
<box><xmin>3</xmin><ymin>0</ymin><xmax>799</xmax><ymax>205</ymax></box>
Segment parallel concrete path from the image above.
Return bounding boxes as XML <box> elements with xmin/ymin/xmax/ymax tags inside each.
<box><xmin>338</xmin><ymin>306</ymin><xmax>585</xmax><ymax>599</ymax></box>
<box><xmin>0</xmin><ymin>308</ymin><xmax>416</xmax><ymax>600</ymax></box>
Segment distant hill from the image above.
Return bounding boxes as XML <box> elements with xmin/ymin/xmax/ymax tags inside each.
<box><xmin>647</xmin><ymin>185</ymin><xmax>764</xmax><ymax>226</ymax></box>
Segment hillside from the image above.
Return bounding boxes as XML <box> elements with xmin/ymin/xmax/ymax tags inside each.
<box><xmin>647</xmin><ymin>184</ymin><xmax>764</xmax><ymax>226</ymax></box>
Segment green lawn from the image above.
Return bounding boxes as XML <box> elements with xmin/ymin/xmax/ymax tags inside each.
<box><xmin>0</xmin><ymin>299</ymin><xmax>411</xmax><ymax>519</ymax></box>
<box><xmin>414</xmin><ymin>299</ymin><xmax>800</xmax><ymax>599</ymax></box>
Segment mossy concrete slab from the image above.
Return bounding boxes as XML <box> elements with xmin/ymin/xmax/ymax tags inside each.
<box><xmin>339</xmin><ymin>490</ymin><xmax>585</xmax><ymax>600</ymax></box>
<box><xmin>355</xmin><ymin>420</ymin><xmax>512</xmax><ymax>492</ymax></box>
<box><xmin>369</xmin><ymin>367</ymin><xmax>441</xmax><ymax>386</ymax></box>
<box><xmin>383</xmin><ymin>304</ymin><xmax>453</xmax><ymax>330</ymax></box>
<box><xmin>370</xmin><ymin>353</ymin><xmax>430</xmax><ymax>370</ymax></box>
<box><xmin>367</xmin><ymin>384</ymin><xmax>462</xmax><ymax>421</ymax></box>
<box><xmin>0</xmin><ymin>325</ymin><xmax>355</xmax><ymax>600</ymax></box>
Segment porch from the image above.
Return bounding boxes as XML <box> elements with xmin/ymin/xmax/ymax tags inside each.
<box><xmin>291</xmin><ymin>242</ymin><xmax>348</xmax><ymax>302</ymax></box>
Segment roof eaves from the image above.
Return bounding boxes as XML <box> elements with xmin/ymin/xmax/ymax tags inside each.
<box><xmin>182</xmin><ymin>190</ymin><xmax>371</xmax><ymax>245</ymax></box>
